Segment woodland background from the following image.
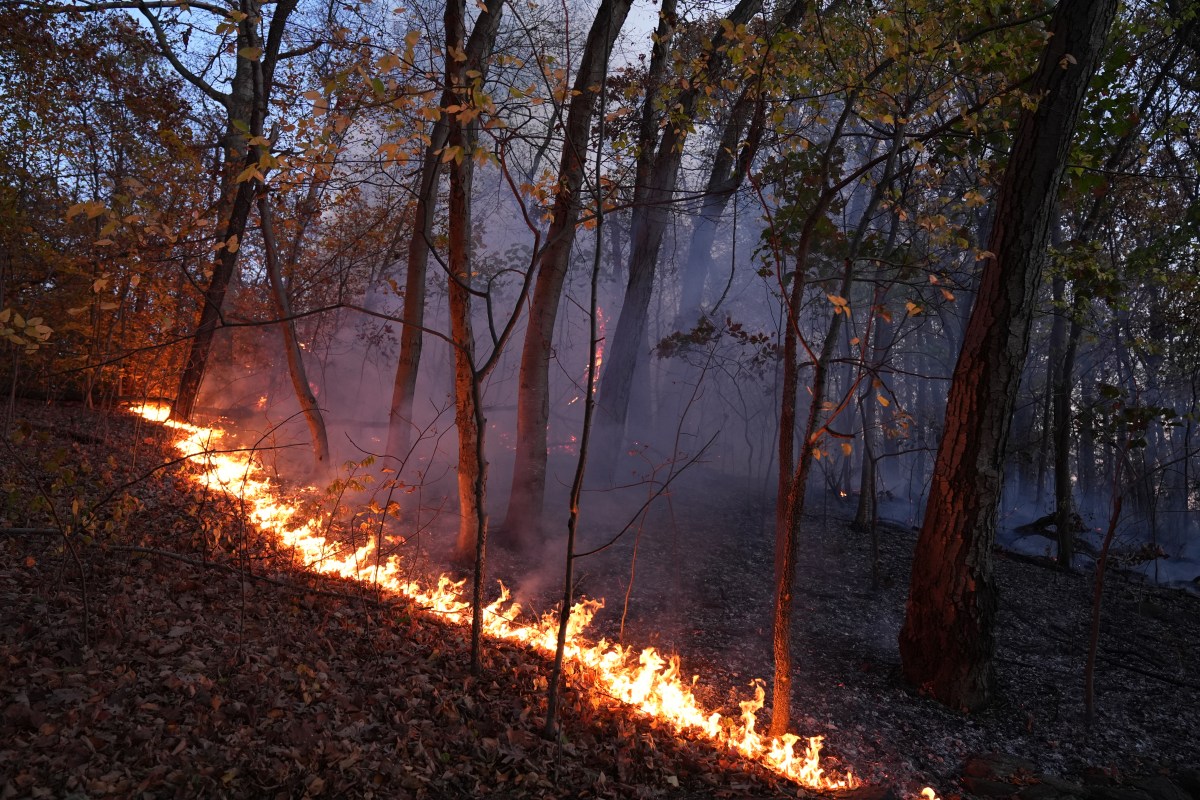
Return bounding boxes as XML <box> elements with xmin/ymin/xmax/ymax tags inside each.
<box><xmin>2</xmin><ymin>0</ymin><xmax>1200</xmax><ymax>793</ymax></box>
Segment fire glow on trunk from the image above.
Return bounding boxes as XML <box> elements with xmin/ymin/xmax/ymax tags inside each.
<box><xmin>131</xmin><ymin>403</ymin><xmax>938</xmax><ymax>796</ymax></box>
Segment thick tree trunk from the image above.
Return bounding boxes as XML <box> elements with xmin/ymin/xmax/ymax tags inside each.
<box><xmin>898</xmin><ymin>0</ymin><xmax>1117</xmax><ymax>712</ymax></box>
<box><xmin>443</xmin><ymin>0</ymin><xmax>487</xmax><ymax>572</ymax></box>
<box><xmin>386</xmin><ymin>0</ymin><xmax>504</xmax><ymax>459</ymax></box>
<box><xmin>501</xmin><ymin>0</ymin><xmax>632</xmax><ymax>542</ymax></box>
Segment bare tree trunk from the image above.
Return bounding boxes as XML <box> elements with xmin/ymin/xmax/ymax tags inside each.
<box><xmin>854</xmin><ymin>288</ymin><xmax>891</xmax><ymax>534</ymax></box>
<box><xmin>591</xmin><ymin>0</ymin><xmax>766</xmax><ymax>478</ymax></box>
<box><xmin>675</xmin><ymin>90</ymin><xmax>765</xmax><ymax>326</ymax></box>
<box><xmin>771</xmin><ymin>256</ymin><xmax>851</xmax><ymax>738</ymax></box>
<box><xmin>173</xmin><ymin>176</ymin><xmax>255</xmax><ymax>421</ymax></box>
<box><xmin>443</xmin><ymin>0</ymin><xmax>486</xmax><ymax>570</ymax></box>
<box><xmin>258</xmin><ymin>191</ymin><xmax>330</xmax><ymax>468</ymax></box>
<box><xmin>386</xmin><ymin>0</ymin><xmax>505</xmax><ymax>459</ymax></box>
<box><xmin>1053</xmin><ymin>304</ymin><xmax>1083</xmax><ymax>569</ymax></box>
<box><xmin>1039</xmin><ymin>274</ymin><xmax>1068</xmax><ymax>507</ymax></box>
<box><xmin>386</xmin><ymin>122</ymin><xmax>444</xmax><ymax>456</ymax></box>
<box><xmin>544</xmin><ymin>45</ymin><xmax>613</xmax><ymax>733</ymax></box>
<box><xmin>169</xmin><ymin>0</ymin><xmax>298</xmax><ymax>421</ymax></box>
<box><xmin>898</xmin><ymin>0</ymin><xmax>1117</xmax><ymax>711</ymax></box>
<box><xmin>501</xmin><ymin>0</ymin><xmax>633</xmax><ymax>544</ymax></box>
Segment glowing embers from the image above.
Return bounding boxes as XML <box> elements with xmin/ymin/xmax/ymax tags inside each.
<box><xmin>129</xmin><ymin>402</ymin><xmax>892</xmax><ymax>792</ymax></box>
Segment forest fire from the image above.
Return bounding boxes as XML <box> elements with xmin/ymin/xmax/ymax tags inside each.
<box><xmin>127</xmin><ymin>402</ymin><xmax>891</xmax><ymax>792</ymax></box>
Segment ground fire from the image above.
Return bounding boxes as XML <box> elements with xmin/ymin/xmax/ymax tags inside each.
<box><xmin>131</xmin><ymin>402</ymin><xmax>942</xmax><ymax>797</ymax></box>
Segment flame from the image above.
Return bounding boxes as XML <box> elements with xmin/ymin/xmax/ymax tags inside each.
<box><xmin>129</xmin><ymin>402</ymin><xmax>934</xmax><ymax>795</ymax></box>
<box><xmin>569</xmin><ymin>305</ymin><xmax>605</xmax><ymax>406</ymax></box>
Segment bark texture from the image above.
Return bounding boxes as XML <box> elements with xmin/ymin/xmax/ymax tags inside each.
<box><xmin>442</xmin><ymin>0</ymin><xmax>486</xmax><ymax>571</ymax></box>
<box><xmin>898</xmin><ymin>0</ymin><xmax>1118</xmax><ymax>711</ymax></box>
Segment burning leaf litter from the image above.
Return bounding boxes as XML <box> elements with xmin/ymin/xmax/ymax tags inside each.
<box><xmin>130</xmin><ymin>403</ymin><xmax>937</xmax><ymax>797</ymax></box>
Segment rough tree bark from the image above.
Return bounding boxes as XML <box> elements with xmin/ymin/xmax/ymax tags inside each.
<box><xmin>898</xmin><ymin>0</ymin><xmax>1118</xmax><ymax>712</ymax></box>
<box><xmin>500</xmin><ymin>0</ymin><xmax>633</xmax><ymax>543</ymax></box>
<box><xmin>385</xmin><ymin>0</ymin><xmax>505</xmax><ymax>460</ymax></box>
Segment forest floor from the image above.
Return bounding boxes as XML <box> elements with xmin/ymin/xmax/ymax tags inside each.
<box><xmin>2</xmin><ymin>401</ymin><xmax>1199</xmax><ymax>800</ymax></box>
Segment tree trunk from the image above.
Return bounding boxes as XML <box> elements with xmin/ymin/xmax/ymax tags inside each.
<box><xmin>169</xmin><ymin>0</ymin><xmax>298</xmax><ymax>421</ymax></box>
<box><xmin>386</xmin><ymin>120</ymin><xmax>445</xmax><ymax>457</ymax></box>
<box><xmin>898</xmin><ymin>0</ymin><xmax>1117</xmax><ymax>712</ymax></box>
<box><xmin>443</xmin><ymin>0</ymin><xmax>487</xmax><ymax>572</ymax></box>
<box><xmin>500</xmin><ymin>0</ymin><xmax>633</xmax><ymax>544</ymax></box>
<box><xmin>258</xmin><ymin>192</ymin><xmax>330</xmax><ymax>468</ymax></box>
<box><xmin>770</xmin><ymin>256</ymin><xmax>851</xmax><ymax>738</ymax></box>
<box><xmin>591</xmin><ymin>0</ymin><xmax>764</xmax><ymax>478</ymax></box>
<box><xmin>1053</xmin><ymin>305</ymin><xmax>1083</xmax><ymax>569</ymax></box>
<box><xmin>675</xmin><ymin>90</ymin><xmax>764</xmax><ymax>326</ymax></box>
<box><xmin>172</xmin><ymin>175</ymin><xmax>255</xmax><ymax>421</ymax></box>
<box><xmin>386</xmin><ymin>0</ymin><xmax>505</xmax><ymax>459</ymax></box>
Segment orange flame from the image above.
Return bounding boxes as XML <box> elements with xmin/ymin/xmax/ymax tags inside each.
<box><xmin>131</xmin><ymin>403</ymin><xmax>936</xmax><ymax>796</ymax></box>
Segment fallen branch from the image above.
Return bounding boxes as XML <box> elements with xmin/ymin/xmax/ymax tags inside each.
<box><xmin>1</xmin><ymin>527</ymin><xmax>61</xmax><ymax>536</ymax></box>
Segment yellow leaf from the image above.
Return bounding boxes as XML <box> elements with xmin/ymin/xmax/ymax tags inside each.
<box><xmin>841</xmin><ymin>442</ymin><xmax>853</xmax><ymax>456</ymax></box>
<box><xmin>238</xmin><ymin>46</ymin><xmax>262</xmax><ymax>62</ymax></box>
<box><xmin>877</xmin><ymin>393</ymin><xmax>890</xmax><ymax>407</ymax></box>
<box><xmin>941</xmin><ymin>288</ymin><xmax>956</xmax><ymax>301</ymax></box>
<box><xmin>905</xmin><ymin>301</ymin><xmax>922</xmax><ymax>316</ymax></box>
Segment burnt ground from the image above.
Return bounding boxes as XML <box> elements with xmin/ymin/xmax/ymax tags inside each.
<box><xmin>506</xmin><ymin>465</ymin><xmax>1200</xmax><ymax>797</ymax></box>
<box><xmin>2</xmin><ymin>401</ymin><xmax>1199</xmax><ymax>799</ymax></box>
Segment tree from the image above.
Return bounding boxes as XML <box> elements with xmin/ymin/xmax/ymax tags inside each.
<box><xmin>385</xmin><ymin>0</ymin><xmax>505</xmax><ymax>461</ymax></box>
<box><xmin>148</xmin><ymin>0</ymin><xmax>306</xmax><ymax>421</ymax></box>
<box><xmin>898</xmin><ymin>0</ymin><xmax>1119</xmax><ymax>711</ymax></box>
<box><xmin>590</xmin><ymin>0</ymin><xmax>765</xmax><ymax>478</ymax></box>
<box><xmin>500</xmin><ymin>0</ymin><xmax>633</xmax><ymax>542</ymax></box>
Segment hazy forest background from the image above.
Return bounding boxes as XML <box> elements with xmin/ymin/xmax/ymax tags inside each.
<box><xmin>2</xmin><ymin>0</ymin><xmax>1199</xmax><ymax>749</ymax></box>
